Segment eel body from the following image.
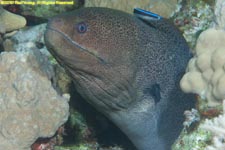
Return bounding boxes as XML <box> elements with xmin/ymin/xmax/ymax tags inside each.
<box><xmin>44</xmin><ymin>7</ymin><xmax>195</xmax><ymax>150</ymax></box>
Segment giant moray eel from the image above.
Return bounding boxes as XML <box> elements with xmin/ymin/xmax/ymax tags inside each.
<box><xmin>44</xmin><ymin>7</ymin><xmax>195</xmax><ymax>150</ymax></box>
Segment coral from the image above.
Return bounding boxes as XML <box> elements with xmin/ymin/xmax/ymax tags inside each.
<box><xmin>54</xmin><ymin>66</ymin><xmax>72</xmax><ymax>94</ymax></box>
<box><xmin>2</xmin><ymin>23</ymin><xmax>56</xmax><ymax>80</ymax></box>
<box><xmin>172</xmin><ymin>107</ymin><xmax>212</xmax><ymax>150</ymax></box>
<box><xmin>214</xmin><ymin>0</ymin><xmax>225</xmax><ymax>29</ymax></box>
<box><xmin>55</xmin><ymin>144</ymin><xmax>96</xmax><ymax>150</ymax></box>
<box><xmin>180</xmin><ymin>28</ymin><xmax>225</xmax><ymax>107</ymax></box>
<box><xmin>183</xmin><ymin>108</ymin><xmax>200</xmax><ymax>129</ymax></box>
<box><xmin>4</xmin><ymin>23</ymin><xmax>73</xmax><ymax>94</ymax></box>
<box><xmin>4</xmin><ymin>23</ymin><xmax>47</xmax><ymax>52</ymax></box>
<box><xmin>179</xmin><ymin>0</ymin><xmax>225</xmax><ymax>107</ymax></box>
<box><xmin>85</xmin><ymin>0</ymin><xmax>182</xmax><ymax>18</ymax></box>
<box><xmin>176</xmin><ymin>1</ymin><xmax>225</xmax><ymax>149</ymax></box>
<box><xmin>31</xmin><ymin>125</ymin><xmax>65</xmax><ymax>150</ymax></box>
<box><xmin>201</xmin><ymin>100</ymin><xmax>225</xmax><ymax>150</ymax></box>
<box><xmin>0</xmin><ymin>50</ymin><xmax>69</xmax><ymax>150</ymax></box>
<box><xmin>173</xmin><ymin>100</ymin><xmax>225</xmax><ymax>150</ymax></box>
<box><xmin>68</xmin><ymin>107</ymin><xmax>91</xmax><ymax>142</ymax></box>
<box><xmin>172</xmin><ymin>126</ymin><xmax>212</xmax><ymax>150</ymax></box>
<box><xmin>0</xmin><ymin>6</ymin><xmax>26</xmax><ymax>34</ymax></box>
<box><xmin>19</xmin><ymin>0</ymin><xmax>83</xmax><ymax>19</ymax></box>
<box><xmin>55</xmin><ymin>143</ymin><xmax>124</xmax><ymax>150</ymax></box>
<box><xmin>173</xmin><ymin>0</ymin><xmax>214</xmax><ymax>49</ymax></box>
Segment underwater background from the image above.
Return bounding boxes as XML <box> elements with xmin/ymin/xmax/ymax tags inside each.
<box><xmin>0</xmin><ymin>0</ymin><xmax>224</xmax><ymax>150</ymax></box>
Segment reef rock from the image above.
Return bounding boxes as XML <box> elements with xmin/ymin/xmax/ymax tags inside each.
<box><xmin>173</xmin><ymin>1</ymin><xmax>225</xmax><ymax>149</ymax></box>
<box><xmin>19</xmin><ymin>0</ymin><xmax>83</xmax><ymax>20</ymax></box>
<box><xmin>173</xmin><ymin>0</ymin><xmax>214</xmax><ymax>49</ymax></box>
<box><xmin>214</xmin><ymin>0</ymin><xmax>225</xmax><ymax>29</ymax></box>
<box><xmin>0</xmin><ymin>50</ymin><xmax>69</xmax><ymax>150</ymax></box>
<box><xmin>2</xmin><ymin>23</ymin><xmax>57</xmax><ymax>81</ymax></box>
<box><xmin>2</xmin><ymin>22</ymin><xmax>72</xmax><ymax>96</ymax></box>
<box><xmin>180</xmin><ymin>0</ymin><xmax>225</xmax><ymax>107</ymax></box>
<box><xmin>201</xmin><ymin>100</ymin><xmax>225</xmax><ymax>150</ymax></box>
<box><xmin>0</xmin><ymin>6</ymin><xmax>26</xmax><ymax>34</ymax></box>
<box><xmin>85</xmin><ymin>0</ymin><xmax>181</xmax><ymax>18</ymax></box>
<box><xmin>3</xmin><ymin>24</ymin><xmax>46</xmax><ymax>52</ymax></box>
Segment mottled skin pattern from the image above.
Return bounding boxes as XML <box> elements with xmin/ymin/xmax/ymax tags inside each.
<box><xmin>44</xmin><ymin>7</ymin><xmax>195</xmax><ymax>150</ymax></box>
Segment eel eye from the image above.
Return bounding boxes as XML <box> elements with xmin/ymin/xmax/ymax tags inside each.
<box><xmin>76</xmin><ymin>22</ymin><xmax>87</xmax><ymax>33</ymax></box>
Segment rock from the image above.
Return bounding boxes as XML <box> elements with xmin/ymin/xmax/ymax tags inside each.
<box><xmin>176</xmin><ymin>1</ymin><xmax>225</xmax><ymax>148</ymax></box>
<box><xmin>85</xmin><ymin>0</ymin><xmax>181</xmax><ymax>18</ymax></box>
<box><xmin>172</xmin><ymin>126</ymin><xmax>212</xmax><ymax>150</ymax></box>
<box><xmin>0</xmin><ymin>50</ymin><xmax>69</xmax><ymax>150</ymax></box>
<box><xmin>214</xmin><ymin>0</ymin><xmax>225</xmax><ymax>29</ymax></box>
<box><xmin>2</xmin><ymin>23</ymin><xmax>52</xmax><ymax>75</ymax></box>
<box><xmin>2</xmin><ymin>23</ymin><xmax>70</xmax><ymax>89</ymax></box>
<box><xmin>173</xmin><ymin>0</ymin><xmax>214</xmax><ymax>49</ymax></box>
<box><xmin>54</xmin><ymin>65</ymin><xmax>72</xmax><ymax>94</ymax></box>
<box><xmin>2</xmin><ymin>38</ymin><xmax>14</xmax><ymax>51</ymax></box>
<box><xmin>173</xmin><ymin>100</ymin><xmax>225</xmax><ymax>150</ymax></box>
<box><xmin>7</xmin><ymin>23</ymin><xmax>47</xmax><ymax>53</ymax></box>
<box><xmin>0</xmin><ymin>35</ymin><xmax>3</xmax><ymax>51</ymax></box>
<box><xmin>19</xmin><ymin>0</ymin><xmax>84</xmax><ymax>20</ymax></box>
<box><xmin>201</xmin><ymin>100</ymin><xmax>225</xmax><ymax>150</ymax></box>
<box><xmin>0</xmin><ymin>6</ymin><xmax>26</xmax><ymax>34</ymax></box>
<box><xmin>3</xmin><ymin>30</ymin><xmax>18</xmax><ymax>38</ymax></box>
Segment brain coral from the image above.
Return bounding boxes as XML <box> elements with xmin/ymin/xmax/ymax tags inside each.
<box><xmin>0</xmin><ymin>51</ymin><xmax>69</xmax><ymax>150</ymax></box>
<box><xmin>180</xmin><ymin>28</ymin><xmax>225</xmax><ymax>106</ymax></box>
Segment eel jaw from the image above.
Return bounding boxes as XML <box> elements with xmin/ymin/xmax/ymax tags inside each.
<box><xmin>45</xmin><ymin>26</ymin><xmax>107</xmax><ymax>65</ymax></box>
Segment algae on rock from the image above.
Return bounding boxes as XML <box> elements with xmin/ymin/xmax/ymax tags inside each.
<box><xmin>172</xmin><ymin>127</ymin><xmax>212</xmax><ymax>150</ymax></box>
<box><xmin>19</xmin><ymin>0</ymin><xmax>83</xmax><ymax>19</ymax></box>
<box><xmin>175</xmin><ymin>0</ymin><xmax>225</xmax><ymax>149</ymax></box>
<box><xmin>180</xmin><ymin>0</ymin><xmax>225</xmax><ymax>107</ymax></box>
<box><xmin>85</xmin><ymin>0</ymin><xmax>182</xmax><ymax>18</ymax></box>
<box><xmin>173</xmin><ymin>0</ymin><xmax>214</xmax><ymax>49</ymax></box>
